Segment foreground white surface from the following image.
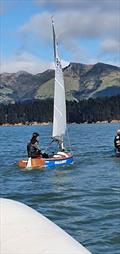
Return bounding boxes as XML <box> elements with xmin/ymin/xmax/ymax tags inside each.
<box><xmin>0</xmin><ymin>198</ymin><xmax>91</xmax><ymax>254</ymax></box>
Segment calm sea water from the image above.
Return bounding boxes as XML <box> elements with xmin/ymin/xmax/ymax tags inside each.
<box><xmin>0</xmin><ymin>123</ymin><xmax>120</xmax><ymax>254</ymax></box>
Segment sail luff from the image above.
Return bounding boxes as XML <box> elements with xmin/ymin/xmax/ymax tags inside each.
<box><xmin>52</xmin><ymin>18</ymin><xmax>56</xmax><ymax>61</ymax></box>
<box><xmin>52</xmin><ymin>20</ymin><xmax>66</xmax><ymax>142</ymax></box>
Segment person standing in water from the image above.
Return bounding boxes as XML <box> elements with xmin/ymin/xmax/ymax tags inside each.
<box><xmin>114</xmin><ymin>129</ymin><xmax>120</xmax><ymax>152</ymax></box>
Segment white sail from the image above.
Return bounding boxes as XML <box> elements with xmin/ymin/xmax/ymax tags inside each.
<box><xmin>52</xmin><ymin>19</ymin><xmax>66</xmax><ymax>142</ymax></box>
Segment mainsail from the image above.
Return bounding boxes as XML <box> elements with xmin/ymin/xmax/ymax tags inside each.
<box><xmin>52</xmin><ymin>19</ymin><xmax>66</xmax><ymax>142</ymax></box>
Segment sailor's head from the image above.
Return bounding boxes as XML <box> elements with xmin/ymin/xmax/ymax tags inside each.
<box><xmin>32</xmin><ymin>132</ymin><xmax>39</xmax><ymax>141</ymax></box>
<box><xmin>117</xmin><ymin>129</ymin><xmax>120</xmax><ymax>135</ymax></box>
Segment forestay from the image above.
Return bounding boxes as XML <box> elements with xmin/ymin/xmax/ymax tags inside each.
<box><xmin>52</xmin><ymin>19</ymin><xmax>66</xmax><ymax>142</ymax></box>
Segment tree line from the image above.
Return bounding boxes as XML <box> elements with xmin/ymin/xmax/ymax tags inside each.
<box><xmin>0</xmin><ymin>95</ymin><xmax>120</xmax><ymax>125</ymax></box>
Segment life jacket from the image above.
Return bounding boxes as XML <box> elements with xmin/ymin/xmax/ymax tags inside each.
<box><xmin>115</xmin><ymin>135</ymin><xmax>120</xmax><ymax>148</ymax></box>
<box><xmin>27</xmin><ymin>141</ymin><xmax>40</xmax><ymax>157</ymax></box>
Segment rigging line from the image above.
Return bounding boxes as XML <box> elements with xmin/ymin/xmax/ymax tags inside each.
<box><xmin>55</xmin><ymin>78</ymin><xmax>64</xmax><ymax>90</ymax></box>
<box><xmin>44</xmin><ymin>139</ymin><xmax>54</xmax><ymax>152</ymax></box>
<box><xmin>54</xmin><ymin>105</ymin><xmax>63</xmax><ymax>117</ymax></box>
<box><xmin>66</xmin><ymin>125</ymin><xmax>72</xmax><ymax>153</ymax></box>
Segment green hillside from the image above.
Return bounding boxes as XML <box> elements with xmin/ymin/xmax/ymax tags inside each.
<box><xmin>0</xmin><ymin>62</ymin><xmax>120</xmax><ymax>104</ymax></box>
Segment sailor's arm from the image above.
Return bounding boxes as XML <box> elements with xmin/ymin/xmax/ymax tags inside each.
<box><xmin>34</xmin><ymin>142</ymin><xmax>41</xmax><ymax>151</ymax></box>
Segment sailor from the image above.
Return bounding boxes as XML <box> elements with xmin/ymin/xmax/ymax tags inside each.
<box><xmin>27</xmin><ymin>132</ymin><xmax>42</xmax><ymax>158</ymax></box>
<box><xmin>114</xmin><ymin>129</ymin><xmax>120</xmax><ymax>152</ymax></box>
<box><xmin>58</xmin><ymin>140</ymin><xmax>65</xmax><ymax>152</ymax></box>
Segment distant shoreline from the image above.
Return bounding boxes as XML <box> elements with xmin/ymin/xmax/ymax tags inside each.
<box><xmin>0</xmin><ymin>122</ymin><xmax>50</xmax><ymax>127</ymax></box>
<box><xmin>0</xmin><ymin>120</ymin><xmax>120</xmax><ymax>127</ymax></box>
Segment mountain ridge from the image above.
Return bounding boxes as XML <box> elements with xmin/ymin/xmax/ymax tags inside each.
<box><xmin>0</xmin><ymin>62</ymin><xmax>120</xmax><ymax>104</ymax></box>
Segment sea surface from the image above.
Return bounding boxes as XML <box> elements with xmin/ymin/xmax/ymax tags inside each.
<box><xmin>0</xmin><ymin>123</ymin><xmax>120</xmax><ymax>254</ymax></box>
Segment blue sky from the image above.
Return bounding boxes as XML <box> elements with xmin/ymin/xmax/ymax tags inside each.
<box><xmin>0</xmin><ymin>0</ymin><xmax>120</xmax><ymax>73</ymax></box>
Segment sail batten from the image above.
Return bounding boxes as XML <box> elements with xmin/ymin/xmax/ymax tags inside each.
<box><xmin>52</xmin><ymin>19</ymin><xmax>66</xmax><ymax>142</ymax></box>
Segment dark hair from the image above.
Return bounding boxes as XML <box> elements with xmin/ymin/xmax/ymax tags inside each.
<box><xmin>32</xmin><ymin>132</ymin><xmax>39</xmax><ymax>137</ymax></box>
<box><xmin>31</xmin><ymin>132</ymin><xmax>39</xmax><ymax>144</ymax></box>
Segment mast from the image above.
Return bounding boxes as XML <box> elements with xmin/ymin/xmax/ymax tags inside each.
<box><xmin>52</xmin><ymin>18</ymin><xmax>66</xmax><ymax>148</ymax></box>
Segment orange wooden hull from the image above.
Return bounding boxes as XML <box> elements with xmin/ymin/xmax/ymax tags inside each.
<box><xmin>18</xmin><ymin>158</ymin><xmax>45</xmax><ymax>169</ymax></box>
<box><xmin>18</xmin><ymin>152</ymin><xmax>73</xmax><ymax>169</ymax></box>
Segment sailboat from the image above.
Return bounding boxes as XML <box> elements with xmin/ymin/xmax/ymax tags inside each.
<box><xmin>18</xmin><ymin>19</ymin><xmax>73</xmax><ymax>169</ymax></box>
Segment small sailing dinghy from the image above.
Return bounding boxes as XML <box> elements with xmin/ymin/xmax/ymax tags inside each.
<box><xmin>18</xmin><ymin>19</ymin><xmax>73</xmax><ymax>169</ymax></box>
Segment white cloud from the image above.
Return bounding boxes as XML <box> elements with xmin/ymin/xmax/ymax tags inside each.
<box><xmin>88</xmin><ymin>57</ymin><xmax>120</xmax><ymax>67</ymax></box>
<box><xmin>36</xmin><ymin>0</ymin><xmax>119</xmax><ymax>12</ymax></box>
<box><xmin>1</xmin><ymin>0</ymin><xmax>120</xmax><ymax>73</ymax></box>
<box><xmin>0</xmin><ymin>52</ymin><xmax>69</xmax><ymax>74</ymax></box>
<box><xmin>101</xmin><ymin>39</ymin><xmax>120</xmax><ymax>54</ymax></box>
<box><xmin>20</xmin><ymin>12</ymin><xmax>51</xmax><ymax>42</ymax></box>
<box><xmin>0</xmin><ymin>52</ymin><xmax>51</xmax><ymax>74</ymax></box>
<box><xmin>20</xmin><ymin>8</ymin><xmax>119</xmax><ymax>40</ymax></box>
<box><xmin>20</xmin><ymin>7</ymin><xmax>119</xmax><ymax>61</ymax></box>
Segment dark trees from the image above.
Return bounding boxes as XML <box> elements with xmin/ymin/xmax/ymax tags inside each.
<box><xmin>0</xmin><ymin>96</ymin><xmax>120</xmax><ymax>124</ymax></box>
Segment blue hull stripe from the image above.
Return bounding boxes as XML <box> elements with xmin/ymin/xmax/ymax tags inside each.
<box><xmin>45</xmin><ymin>156</ymin><xmax>73</xmax><ymax>168</ymax></box>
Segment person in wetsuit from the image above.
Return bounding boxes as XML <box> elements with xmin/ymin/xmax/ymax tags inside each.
<box><xmin>114</xmin><ymin>129</ymin><xmax>120</xmax><ymax>152</ymax></box>
<box><xmin>27</xmin><ymin>132</ymin><xmax>42</xmax><ymax>158</ymax></box>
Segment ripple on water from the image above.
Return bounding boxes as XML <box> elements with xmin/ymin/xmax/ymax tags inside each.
<box><xmin>0</xmin><ymin>123</ymin><xmax>120</xmax><ymax>254</ymax></box>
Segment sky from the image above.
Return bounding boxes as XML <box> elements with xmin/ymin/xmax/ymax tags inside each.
<box><xmin>0</xmin><ymin>0</ymin><xmax>120</xmax><ymax>74</ymax></box>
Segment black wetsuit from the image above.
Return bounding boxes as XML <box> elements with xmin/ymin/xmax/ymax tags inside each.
<box><xmin>27</xmin><ymin>141</ymin><xmax>41</xmax><ymax>158</ymax></box>
<box><xmin>114</xmin><ymin>135</ymin><xmax>120</xmax><ymax>152</ymax></box>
